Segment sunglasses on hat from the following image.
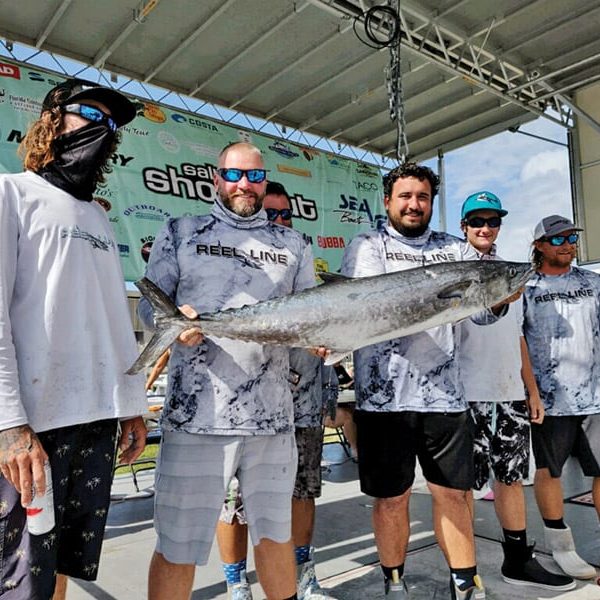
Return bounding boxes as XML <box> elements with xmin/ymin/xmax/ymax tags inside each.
<box><xmin>62</xmin><ymin>103</ymin><xmax>117</xmax><ymax>132</ymax></box>
<box><xmin>543</xmin><ymin>233</ymin><xmax>579</xmax><ymax>246</ymax></box>
<box><xmin>266</xmin><ymin>208</ymin><xmax>293</xmax><ymax>221</ymax></box>
<box><xmin>217</xmin><ymin>168</ymin><xmax>268</xmax><ymax>184</ymax></box>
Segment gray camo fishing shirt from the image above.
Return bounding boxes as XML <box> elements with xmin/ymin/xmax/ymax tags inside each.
<box><xmin>341</xmin><ymin>224</ymin><xmax>497</xmax><ymax>413</ymax></box>
<box><xmin>523</xmin><ymin>266</ymin><xmax>600</xmax><ymax>416</ymax></box>
<box><xmin>138</xmin><ymin>197</ymin><xmax>316</xmax><ymax>435</ymax></box>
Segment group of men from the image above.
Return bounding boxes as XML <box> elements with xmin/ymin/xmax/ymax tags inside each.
<box><xmin>0</xmin><ymin>78</ymin><xmax>598</xmax><ymax>600</ymax></box>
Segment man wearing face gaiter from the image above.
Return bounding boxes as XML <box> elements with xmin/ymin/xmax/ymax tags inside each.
<box><xmin>0</xmin><ymin>79</ymin><xmax>148</xmax><ymax>599</ymax></box>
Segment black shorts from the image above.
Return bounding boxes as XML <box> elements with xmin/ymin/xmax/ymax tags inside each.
<box><xmin>531</xmin><ymin>414</ymin><xmax>600</xmax><ymax>478</ymax></box>
<box><xmin>0</xmin><ymin>419</ymin><xmax>118</xmax><ymax>599</ymax></box>
<box><xmin>354</xmin><ymin>410</ymin><xmax>474</xmax><ymax>498</ymax></box>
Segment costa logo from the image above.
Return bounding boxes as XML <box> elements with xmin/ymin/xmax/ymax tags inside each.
<box><xmin>0</xmin><ymin>63</ymin><xmax>20</xmax><ymax>79</ymax></box>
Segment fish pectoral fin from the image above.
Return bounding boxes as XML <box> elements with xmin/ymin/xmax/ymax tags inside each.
<box><xmin>324</xmin><ymin>350</ymin><xmax>352</xmax><ymax>366</ymax></box>
<box><xmin>436</xmin><ymin>281</ymin><xmax>471</xmax><ymax>300</ymax></box>
<box><xmin>318</xmin><ymin>272</ymin><xmax>349</xmax><ymax>285</ymax></box>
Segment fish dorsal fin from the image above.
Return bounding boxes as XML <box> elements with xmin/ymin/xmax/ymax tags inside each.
<box><xmin>436</xmin><ymin>280</ymin><xmax>471</xmax><ymax>300</ymax></box>
<box><xmin>135</xmin><ymin>277</ymin><xmax>179</xmax><ymax>318</ymax></box>
<box><xmin>318</xmin><ymin>272</ymin><xmax>349</xmax><ymax>285</ymax></box>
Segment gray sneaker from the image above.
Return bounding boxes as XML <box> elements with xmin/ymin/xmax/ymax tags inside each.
<box><xmin>384</xmin><ymin>576</ymin><xmax>409</xmax><ymax>598</ymax></box>
<box><xmin>228</xmin><ymin>569</ymin><xmax>253</xmax><ymax>600</ymax></box>
<box><xmin>297</xmin><ymin>558</ymin><xmax>337</xmax><ymax>599</ymax></box>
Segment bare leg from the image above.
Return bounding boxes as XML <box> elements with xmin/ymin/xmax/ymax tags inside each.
<box><xmin>292</xmin><ymin>498</ymin><xmax>315</xmax><ymax>548</ymax></box>
<box><xmin>429</xmin><ymin>483</ymin><xmax>475</xmax><ymax>568</ymax></box>
<box><xmin>592</xmin><ymin>476</ymin><xmax>600</xmax><ymax>521</ymax></box>
<box><xmin>148</xmin><ymin>551</ymin><xmax>195</xmax><ymax>600</ymax></box>
<box><xmin>372</xmin><ymin>490</ymin><xmax>411</xmax><ymax>566</ymax></box>
<box><xmin>216</xmin><ymin>519</ymin><xmax>249</xmax><ymax>563</ymax></box>
<box><xmin>494</xmin><ymin>481</ymin><xmax>526</xmax><ymax>530</ymax></box>
<box><xmin>324</xmin><ymin>407</ymin><xmax>357</xmax><ymax>455</ymax></box>
<box><xmin>534</xmin><ymin>468</ymin><xmax>564</xmax><ymax>519</ymax></box>
<box><xmin>253</xmin><ymin>538</ymin><xmax>296</xmax><ymax>600</ymax></box>
<box><xmin>52</xmin><ymin>574</ymin><xmax>67</xmax><ymax>600</ymax></box>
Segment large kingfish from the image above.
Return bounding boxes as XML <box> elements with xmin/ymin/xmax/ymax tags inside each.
<box><xmin>127</xmin><ymin>260</ymin><xmax>533</xmax><ymax>374</ymax></box>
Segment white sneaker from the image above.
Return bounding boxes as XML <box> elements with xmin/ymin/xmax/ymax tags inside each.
<box><xmin>297</xmin><ymin>558</ymin><xmax>337</xmax><ymax>599</ymax></box>
<box><xmin>228</xmin><ymin>581</ymin><xmax>253</xmax><ymax>600</ymax></box>
<box><xmin>544</xmin><ymin>525</ymin><xmax>597</xmax><ymax>579</ymax></box>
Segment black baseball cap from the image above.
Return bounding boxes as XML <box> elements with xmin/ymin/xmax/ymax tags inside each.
<box><xmin>41</xmin><ymin>78</ymin><xmax>136</xmax><ymax>127</ymax></box>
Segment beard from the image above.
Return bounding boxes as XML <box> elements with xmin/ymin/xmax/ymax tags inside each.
<box><xmin>389</xmin><ymin>210</ymin><xmax>431</xmax><ymax>238</ymax></box>
<box><xmin>219</xmin><ymin>186</ymin><xmax>264</xmax><ymax>217</ymax></box>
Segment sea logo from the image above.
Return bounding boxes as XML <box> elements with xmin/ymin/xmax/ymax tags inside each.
<box><xmin>334</xmin><ymin>194</ymin><xmax>385</xmax><ymax>227</ymax></box>
<box><xmin>269</xmin><ymin>141</ymin><xmax>299</xmax><ymax>159</ymax></box>
<box><xmin>0</xmin><ymin>63</ymin><xmax>20</xmax><ymax>79</ymax></box>
<box><xmin>157</xmin><ymin>130</ymin><xmax>180</xmax><ymax>154</ymax></box>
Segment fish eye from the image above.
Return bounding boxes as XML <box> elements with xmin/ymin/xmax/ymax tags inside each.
<box><xmin>508</xmin><ymin>266</ymin><xmax>517</xmax><ymax>277</ymax></box>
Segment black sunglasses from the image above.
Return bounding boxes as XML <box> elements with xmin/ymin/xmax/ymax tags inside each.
<box><xmin>266</xmin><ymin>208</ymin><xmax>293</xmax><ymax>221</ymax></box>
<box><xmin>217</xmin><ymin>168</ymin><xmax>268</xmax><ymax>183</ymax></box>
<box><xmin>62</xmin><ymin>103</ymin><xmax>117</xmax><ymax>132</ymax></box>
<box><xmin>466</xmin><ymin>216</ymin><xmax>502</xmax><ymax>228</ymax></box>
<box><xmin>543</xmin><ymin>233</ymin><xmax>579</xmax><ymax>246</ymax></box>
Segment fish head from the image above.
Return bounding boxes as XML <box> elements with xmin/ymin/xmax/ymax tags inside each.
<box><xmin>470</xmin><ymin>260</ymin><xmax>534</xmax><ymax>306</ymax></box>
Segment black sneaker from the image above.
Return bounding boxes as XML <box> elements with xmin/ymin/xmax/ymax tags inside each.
<box><xmin>501</xmin><ymin>543</ymin><xmax>576</xmax><ymax>591</ymax></box>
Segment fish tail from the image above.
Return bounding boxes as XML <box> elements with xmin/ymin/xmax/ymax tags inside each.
<box><xmin>126</xmin><ymin>323</ymin><xmax>185</xmax><ymax>375</ymax></box>
<box><xmin>134</xmin><ymin>277</ymin><xmax>180</xmax><ymax>318</ymax></box>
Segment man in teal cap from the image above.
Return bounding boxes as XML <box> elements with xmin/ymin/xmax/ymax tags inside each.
<box><xmin>458</xmin><ymin>192</ymin><xmax>574</xmax><ymax>592</ymax></box>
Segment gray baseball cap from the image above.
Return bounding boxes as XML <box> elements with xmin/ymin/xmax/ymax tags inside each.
<box><xmin>533</xmin><ymin>214</ymin><xmax>583</xmax><ymax>240</ymax></box>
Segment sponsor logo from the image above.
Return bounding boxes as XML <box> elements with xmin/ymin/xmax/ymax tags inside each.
<box><xmin>333</xmin><ymin>194</ymin><xmax>385</xmax><ymax>227</ymax></box>
<box><xmin>171</xmin><ymin>113</ymin><xmax>220</xmax><ymax>132</ymax></box>
<box><xmin>143</xmin><ymin>162</ymin><xmax>218</xmax><ymax>204</ymax></box>
<box><xmin>142</xmin><ymin>103</ymin><xmax>166</xmax><ymax>123</ymax></box>
<box><xmin>533</xmin><ymin>288</ymin><xmax>594</xmax><ymax>303</ymax></box>
<box><xmin>0</xmin><ymin>63</ymin><xmax>20</xmax><ymax>79</ymax></box>
<box><xmin>140</xmin><ymin>236</ymin><xmax>155</xmax><ymax>263</ymax></box>
<box><xmin>0</xmin><ymin>88</ymin><xmax>5</xmax><ymax>103</ymax></box>
<box><xmin>93</xmin><ymin>197</ymin><xmax>112</xmax><ymax>212</ymax></box>
<box><xmin>5</xmin><ymin>129</ymin><xmax>23</xmax><ymax>143</ymax></box>
<box><xmin>353</xmin><ymin>181</ymin><xmax>379</xmax><ymax>192</ymax></box>
<box><xmin>121</xmin><ymin>124</ymin><xmax>149</xmax><ymax>137</ymax></box>
<box><xmin>238</xmin><ymin>130</ymin><xmax>252</xmax><ymax>143</ymax></box>
<box><xmin>326</xmin><ymin>155</ymin><xmax>351</xmax><ymax>171</ymax></box>
<box><xmin>317</xmin><ymin>236</ymin><xmax>345</xmax><ymax>249</ymax></box>
<box><xmin>185</xmin><ymin>142</ymin><xmax>219</xmax><ymax>158</ymax></box>
<box><xmin>124</xmin><ymin>204</ymin><xmax>171</xmax><ymax>222</ymax></box>
<box><xmin>157</xmin><ymin>130</ymin><xmax>180</xmax><ymax>153</ymax></box>
<box><xmin>269</xmin><ymin>141</ymin><xmax>299</xmax><ymax>159</ymax></box>
<box><xmin>314</xmin><ymin>258</ymin><xmax>330</xmax><ymax>274</ymax></box>
<box><xmin>9</xmin><ymin>95</ymin><xmax>40</xmax><ymax>114</ymax></box>
<box><xmin>276</xmin><ymin>164</ymin><xmax>311</xmax><ymax>178</ymax></box>
<box><xmin>26</xmin><ymin>71</ymin><xmax>62</xmax><ymax>86</ymax></box>
<box><xmin>196</xmin><ymin>244</ymin><xmax>288</xmax><ymax>266</ymax></box>
<box><xmin>385</xmin><ymin>251</ymin><xmax>456</xmax><ymax>264</ymax></box>
<box><xmin>290</xmin><ymin>193</ymin><xmax>318</xmax><ymax>221</ymax></box>
<box><xmin>109</xmin><ymin>153</ymin><xmax>134</xmax><ymax>167</ymax></box>
<box><xmin>356</xmin><ymin>163</ymin><xmax>380</xmax><ymax>178</ymax></box>
<box><xmin>302</xmin><ymin>149</ymin><xmax>319</xmax><ymax>161</ymax></box>
<box><xmin>118</xmin><ymin>243</ymin><xmax>130</xmax><ymax>257</ymax></box>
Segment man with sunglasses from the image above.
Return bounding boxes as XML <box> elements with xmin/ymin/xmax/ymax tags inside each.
<box><xmin>522</xmin><ymin>214</ymin><xmax>600</xmax><ymax>580</ymax></box>
<box><xmin>458</xmin><ymin>194</ymin><xmax>574</xmax><ymax>592</ymax></box>
<box><xmin>0</xmin><ymin>78</ymin><xmax>147</xmax><ymax>599</ymax></box>
<box><xmin>215</xmin><ymin>180</ymin><xmax>338</xmax><ymax>600</ymax></box>
<box><xmin>141</xmin><ymin>143</ymin><xmax>317</xmax><ymax>600</ymax></box>
<box><xmin>341</xmin><ymin>163</ymin><xmax>513</xmax><ymax>600</ymax></box>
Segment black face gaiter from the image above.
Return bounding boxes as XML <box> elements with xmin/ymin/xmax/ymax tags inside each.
<box><xmin>37</xmin><ymin>121</ymin><xmax>115</xmax><ymax>201</ymax></box>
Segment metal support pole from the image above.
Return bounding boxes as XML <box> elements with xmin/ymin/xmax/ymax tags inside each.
<box><xmin>437</xmin><ymin>149</ymin><xmax>446</xmax><ymax>232</ymax></box>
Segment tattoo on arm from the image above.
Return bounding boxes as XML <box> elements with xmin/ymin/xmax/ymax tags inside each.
<box><xmin>0</xmin><ymin>426</ymin><xmax>36</xmax><ymax>462</ymax></box>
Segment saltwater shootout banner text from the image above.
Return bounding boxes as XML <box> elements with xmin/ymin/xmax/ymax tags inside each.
<box><xmin>0</xmin><ymin>59</ymin><xmax>385</xmax><ymax>279</ymax></box>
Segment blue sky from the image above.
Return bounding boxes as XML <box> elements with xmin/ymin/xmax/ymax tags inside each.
<box><xmin>428</xmin><ymin>117</ymin><xmax>572</xmax><ymax>263</ymax></box>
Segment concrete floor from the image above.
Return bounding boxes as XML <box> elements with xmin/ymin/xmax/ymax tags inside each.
<box><xmin>68</xmin><ymin>444</ymin><xmax>600</xmax><ymax>600</ymax></box>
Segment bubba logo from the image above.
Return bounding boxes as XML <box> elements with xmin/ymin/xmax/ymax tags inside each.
<box><xmin>0</xmin><ymin>63</ymin><xmax>20</xmax><ymax>79</ymax></box>
<box><xmin>317</xmin><ymin>236</ymin><xmax>345</xmax><ymax>249</ymax></box>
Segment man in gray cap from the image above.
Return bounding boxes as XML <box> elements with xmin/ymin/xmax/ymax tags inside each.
<box><xmin>523</xmin><ymin>214</ymin><xmax>600</xmax><ymax>580</ymax></box>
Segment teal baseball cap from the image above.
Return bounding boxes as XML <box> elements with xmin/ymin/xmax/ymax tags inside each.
<box><xmin>461</xmin><ymin>191</ymin><xmax>508</xmax><ymax>219</ymax></box>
